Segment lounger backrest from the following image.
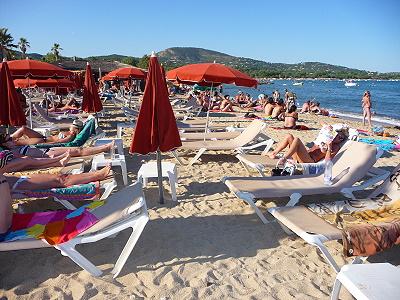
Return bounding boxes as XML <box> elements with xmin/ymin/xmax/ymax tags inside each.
<box><xmin>328</xmin><ymin>141</ymin><xmax>377</xmax><ymax>187</ymax></box>
<box><xmin>231</xmin><ymin>120</ymin><xmax>265</xmax><ymax>147</ymax></box>
<box><xmin>33</xmin><ymin>104</ymin><xmax>53</xmax><ymax>122</ymax></box>
<box><xmin>84</xmin><ymin>182</ymin><xmax>146</xmax><ymax>234</ymax></box>
<box><xmin>368</xmin><ymin>164</ymin><xmax>400</xmax><ymax>201</ymax></box>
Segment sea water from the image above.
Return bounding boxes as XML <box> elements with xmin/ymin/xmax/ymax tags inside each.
<box><xmin>223</xmin><ymin>79</ymin><xmax>400</xmax><ymax>126</ymax></box>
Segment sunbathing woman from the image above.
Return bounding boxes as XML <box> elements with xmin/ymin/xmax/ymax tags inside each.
<box><xmin>266</xmin><ymin>128</ymin><xmax>348</xmax><ymax>163</ymax></box>
<box><xmin>271</xmin><ymin>99</ymin><xmax>285</xmax><ymax>119</ymax></box>
<box><xmin>0</xmin><ymin>134</ymin><xmax>114</xmax><ymax>159</ymax></box>
<box><xmin>9</xmin><ymin>120</ymin><xmax>83</xmax><ymax>146</ymax></box>
<box><xmin>282</xmin><ymin>105</ymin><xmax>299</xmax><ymax>129</ymax></box>
<box><xmin>263</xmin><ymin>97</ymin><xmax>275</xmax><ymax>117</ymax></box>
<box><xmin>220</xmin><ymin>95</ymin><xmax>234</xmax><ymax>112</ymax></box>
<box><xmin>48</xmin><ymin>98</ymin><xmax>81</xmax><ymax>112</ymax></box>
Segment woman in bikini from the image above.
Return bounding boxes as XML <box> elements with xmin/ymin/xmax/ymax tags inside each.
<box><xmin>9</xmin><ymin>120</ymin><xmax>83</xmax><ymax>146</ymax></box>
<box><xmin>266</xmin><ymin>128</ymin><xmax>348</xmax><ymax>163</ymax></box>
<box><xmin>282</xmin><ymin>105</ymin><xmax>299</xmax><ymax>128</ymax></box>
<box><xmin>362</xmin><ymin>90</ymin><xmax>372</xmax><ymax>128</ymax></box>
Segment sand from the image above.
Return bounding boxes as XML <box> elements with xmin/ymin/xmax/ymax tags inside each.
<box><xmin>1</xmin><ymin>104</ymin><xmax>399</xmax><ymax>299</ymax></box>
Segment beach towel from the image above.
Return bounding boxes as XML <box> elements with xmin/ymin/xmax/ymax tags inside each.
<box><xmin>359</xmin><ymin>138</ymin><xmax>396</xmax><ymax>151</ymax></box>
<box><xmin>17</xmin><ymin>182</ymin><xmax>100</xmax><ymax>201</ymax></box>
<box><xmin>35</xmin><ymin>118</ymin><xmax>96</xmax><ymax>149</ymax></box>
<box><xmin>271</xmin><ymin>125</ymin><xmax>310</xmax><ymax>131</ymax></box>
<box><xmin>308</xmin><ymin>197</ymin><xmax>400</xmax><ymax>257</ymax></box>
<box><xmin>0</xmin><ymin>201</ymin><xmax>103</xmax><ymax>245</ymax></box>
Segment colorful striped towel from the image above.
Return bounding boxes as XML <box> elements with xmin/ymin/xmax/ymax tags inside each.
<box><xmin>0</xmin><ymin>201</ymin><xmax>103</xmax><ymax>245</ymax></box>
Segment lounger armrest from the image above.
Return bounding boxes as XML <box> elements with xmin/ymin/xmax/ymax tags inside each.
<box><xmin>375</xmin><ymin>147</ymin><xmax>384</xmax><ymax>159</ymax></box>
<box><xmin>340</xmin><ymin>170</ymin><xmax>390</xmax><ymax>199</ymax></box>
<box><xmin>236</xmin><ymin>139</ymin><xmax>274</xmax><ymax>154</ymax></box>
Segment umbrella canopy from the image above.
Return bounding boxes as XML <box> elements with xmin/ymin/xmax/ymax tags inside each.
<box><xmin>0</xmin><ymin>60</ymin><xmax>26</xmax><ymax>126</ymax></box>
<box><xmin>14</xmin><ymin>78</ymin><xmax>76</xmax><ymax>89</ymax></box>
<box><xmin>130</xmin><ymin>54</ymin><xmax>181</xmax><ymax>154</ymax></box>
<box><xmin>166</xmin><ymin>62</ymin><xmax>257</xmax><ymax>88</ymax></box>
<box><xmin>0</xmin><ymin>58</ymin><xmax>72</xmax><ymax>79</ymax></box>
<box><xmin>102</xmin><ymin>67</ymin><xmax>146</xmax><ymax>81</ymax></box>
<box><xmin>82</xmin><ymin>62</ymin><xmax>103</xmax><ymax>113</ymax></box>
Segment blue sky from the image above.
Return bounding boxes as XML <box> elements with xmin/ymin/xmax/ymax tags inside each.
<box><xmin>1</xmin><ymin>0</ymin><xmax>399</xmax><ymax>72</ymax></box>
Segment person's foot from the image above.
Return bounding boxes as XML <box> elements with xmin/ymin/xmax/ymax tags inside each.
<box><xmin>97</xmin><ymin>164</ymin><xmax>112</xmax><ymax>179</ymax></box>
<box><xmin>59</xmin><ymin>151</ymin><xmax>71</xmax><ymax>166</ymax></box>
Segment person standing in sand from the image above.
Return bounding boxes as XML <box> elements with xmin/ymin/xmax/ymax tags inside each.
<box><xmin>362</xmin><ymin>90</ymin><xmax>372</xmax><ymax>128</ymax></box>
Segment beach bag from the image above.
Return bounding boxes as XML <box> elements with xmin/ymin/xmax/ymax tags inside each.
<box><xmin>271</xmin><ymin>161</ymin><xmax>296</xmax><ymax>176</ymax></box>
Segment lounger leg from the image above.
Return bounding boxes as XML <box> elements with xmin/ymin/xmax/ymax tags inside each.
<box><xmin>111</xmin><ymin>215</ymin><xmax>149</xmax><ymax>278</ymax></box>
<box><xmin>171</xmin><ymin>151</ymin><xmax>185</xmax><ymax>166</ymax></box>
<box><xmin>189</xmin><ymin>148</ymin><xmax>206</xmax><ymax>166</ymax></box>
<box><xmin>330</xmin><ymin>278</ymin><xmax>342</xmax><ymax>300</ymax></box>
<box><xmin>287</xmin><ymin>193</ymin><xmax>302</xmax><ymax>206</ymax></box>
<box><xmin>314</xmin><ymin>241</ymin><xmax>341</xmax><ymax>273</ymax></box>
<box><xmin>167</xmin><ymin>171</ymin><xmax>178</xmax><ymax>201</ymax></box>
<box><xmin>237</xmin><ymin>192</ymin><xmax>269</xmax><ymax>224</ymax></box>
<box><xmin>56</xmin><ymin>244</ymin><xmax>103</xmax><ymax>277</ymax></box>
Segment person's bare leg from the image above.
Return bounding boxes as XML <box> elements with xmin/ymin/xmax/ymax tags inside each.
<box><xmin>367</xmin><ymin>108</ymin><xmax>372</xmax><ymax>129</ymax></box>
<box><xmin>47</xmin><ymin>141</ymin><xmax>114</xmax><ymax>158</ymax></box>
<box><xmin>11</xmin><ymin>126</ymin><xmax>44</xmax><ymax>139</ymax></box>
<box><xmin>283</xmin><ymin>137</ymin><xmax>314</xmax><ymax>163</ymax></box>
<box><xmin>362</xmin><ymin>109</ymin><xmax>366</xmax><ymax>126</ymax></box>
<box><xmin>1</xmin><ymin>152</ymin><xmax>71</xmax><ymax>173</ymax></box>
<box><xmin>6</xmin><ymin>165</ymin><xmax>111</xmax><ymax>191</ymax></box>
<box><xmin>267</xmin><ymin>134</ymin><xmax>294</xmax><ymax>158</ymax></box>
<box><xmin>14</xmin><ymin>137</ymin><xmax>46</xmax><ymax>146</ymax></box>
<box><xmin>0</xmin><ymin>175</ymin><xmax>13</xmax><ymax>233</ymax></box>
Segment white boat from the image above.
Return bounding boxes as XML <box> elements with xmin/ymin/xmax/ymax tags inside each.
<box><xmin>293</xmin><ymin>81</ymin><xmax>303</xmax><ymax>86</ymax></box>
<box><xmin>344</xmin><ymin>80</ymin><xmax>357</xmax><ymax>87</ymax></box>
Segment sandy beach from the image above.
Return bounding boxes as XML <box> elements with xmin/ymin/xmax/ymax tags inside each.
<box><xmin>1</xmin><ymin>104</ymin><xmax>399</xmax><ymax>300</ymax></box>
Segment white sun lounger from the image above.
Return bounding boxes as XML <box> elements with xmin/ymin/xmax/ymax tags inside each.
<box><xmin>223</xmin><ymin>141</ymin><xmax>388</xmax><ymax>224</ymax></box>
<box><xmin>267</xmin><ymin>164</ymin><xmax>399</xmax><ymax>272</ymax></box>
<box><xmin>178</xmin><ymin>119</ymin><xmax>274</xmax><ymax>165</ymax></box>
<box><xmin>0</xmin><ymin>181</ymin><xmax>149</xmax><ymax>278</ymax></box>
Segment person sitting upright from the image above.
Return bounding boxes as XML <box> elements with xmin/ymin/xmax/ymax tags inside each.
<box><xmin>282</xmin><ymin>105</ymin><xmax>299</xmax><ymax>129</ymax></box>
<box><xmin>271</xmin><ymin>99</ymin><xmax>285</xmax><ymax>119</ymax></box>
<box><xmin>264</xmin><ymin>97</ymin><xmax>275</xmax><ymax>117</ymax></box>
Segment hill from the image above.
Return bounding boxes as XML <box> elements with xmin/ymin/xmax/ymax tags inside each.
<box><xmin>5</xmin><ymin>47</ymin><xmax>399</xmax><ymax>79</ymax></box>
<box><xmin>157</xmin><ymin>47</ymin><xmax>391</xmax><ymax>79</ymax></box>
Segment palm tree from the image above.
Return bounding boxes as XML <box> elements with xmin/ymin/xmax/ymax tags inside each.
<box><xmin>0</xmin><ymin>28</ymin><xmax>16</xmax><ymax>59</ymax></box>
<box><xmin>18</xmin><ymin>37</ymin><xmax>30</xmax><ymax>58</ymax></box>
<box><xmin>51</xmin><ymin>43</ymin><xmax>63</xmax><ymax>61</ymax></box>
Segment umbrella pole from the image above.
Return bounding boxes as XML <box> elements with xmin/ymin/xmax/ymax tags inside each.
<box><xmin>27</xmin><ymin>78</ymin><xmax>33</xmax><ymax>128</ymax></box>
<box><xmin>203</xmin><ymin>83</ymin><xmax>214</xmax><ymax>141</ymax></box>
<box><xmin>156</xmin><ymin>149</ymin><xmax>165</xmax><ymax>204</ymax></box>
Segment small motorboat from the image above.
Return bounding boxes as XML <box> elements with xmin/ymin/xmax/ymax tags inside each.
<box><xmin>344</xmin><ymin>80</ymin><xmax>357</xmax><ymax>87</ymax></box>
<box><xmin>293</xmin><ymin>81</ymin><xmax>303</xmax><ymax>86</ymax></box>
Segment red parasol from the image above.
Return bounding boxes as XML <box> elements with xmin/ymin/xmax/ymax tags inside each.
<box><xmin>130</xmin><ymin>53</ymin><xmax>181</xmax><ymax>203</ymax></box>
<box><xmin>0</xmin><ymin>58</ymin><xmax>72</xmax><ymax>79</ymax></box>
<box><xmin>14</xmin><ymin>78</ymin><xmax>76</xmax><ymax>89</ymax></box>
<box><xmin>0</xmin><ymin>60</ymin><xmax>26</xmax><ymax>127</ymax></box>
<box><xmin>166</xmin><ymin>62</ymin><xmax>257</xmax><ymax>87</ymax></box>
<box><xmin>102</xmin><ymin>67</ymin><xmax>146</xmax><ymax>81</ymax></box>
<box><xmin>82</xmin><ymin>62</ymin><xmax>103</xmax><ymax>113</ymax></box>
